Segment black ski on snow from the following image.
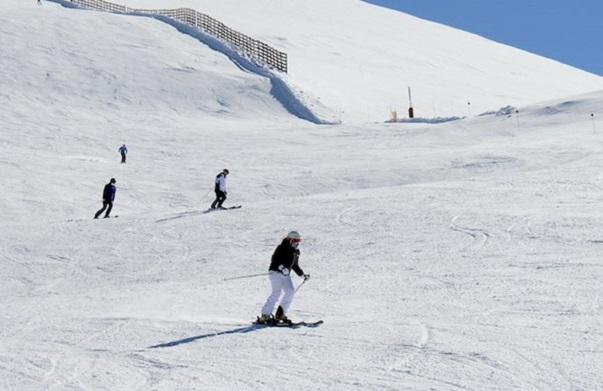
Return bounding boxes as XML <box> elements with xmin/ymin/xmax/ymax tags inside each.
<box><xmin>66</xmin><ymin>215</ymin><xmax>119</xmax><ymax>222</ymax></box>
<box><xmin>205</xmin><ymin>205</ymin><xmax>242</xmax><ymax>213</ymax></box>
<box><xmin>275</xmin><ymin>320</ymin><xmax>323</xmax><ymax>328</ymax></box>
<box><xmin>253</xmin><ymin>318</ymin><xmax>323</xmax><ymax>328</ymax></box>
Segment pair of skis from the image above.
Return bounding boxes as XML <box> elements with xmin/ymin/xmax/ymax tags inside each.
<box><xmin>253</xmin><ymin>317</ymin><xmax>323</xmax><ymax>328</ymax></box>
<box><xmin>206</xmin><ymin>205</ymin><xmax>242</xmax><ymax>212</ymax></box>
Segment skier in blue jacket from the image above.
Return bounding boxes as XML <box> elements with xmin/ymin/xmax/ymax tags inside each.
<box><xmin>118</xmin><ymin>144</ymin><xmax>128</xmax><ymax>164</ymax></box>
<box><xmin>94</xmin><ymin>178</ymin><xmax>117</xmax><ymax>218</ymax></box>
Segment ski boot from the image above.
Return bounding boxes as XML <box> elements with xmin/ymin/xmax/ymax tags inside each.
<box><xmin>274</xmin><ymin>306</ymin><xmax>292</xmax><ymax>325</ymax></box>
<box><xmin>256</xmin><ymin>314</ymin><xmax>274</xmax><ymax>325</ymax></box>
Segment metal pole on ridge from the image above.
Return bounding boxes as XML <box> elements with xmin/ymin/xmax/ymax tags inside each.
<box><xmin>408</xmin><ymin>86</ymin><xmax>414</xmax><ymax>119</ymax></box>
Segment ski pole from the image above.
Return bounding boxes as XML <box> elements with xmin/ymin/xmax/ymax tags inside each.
<box><xmin>200</xmin><ymin>189</ymin><xmax>212</xmax><ymax>202</ymax></box>
<box><xmin>223</xmin><ymin>272</ymin><xmax>270</xmax><ymax>281</ymax></box>
<box><xmin>295</xmin><ymin>277</ymin><xmax>309</xmax><ymax>293</ymax></box>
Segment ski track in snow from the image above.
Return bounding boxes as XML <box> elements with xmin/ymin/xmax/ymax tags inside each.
<box><xmin>450</xmin><ymin>215</ymin><xmax>491</xmax><ymax>253</ymax></box>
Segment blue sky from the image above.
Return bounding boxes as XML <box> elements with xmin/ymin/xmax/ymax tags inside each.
<box><xmin>364</xmin><ymin>0</ymin><xmax>603</xmax><ymax>76</ymax></box>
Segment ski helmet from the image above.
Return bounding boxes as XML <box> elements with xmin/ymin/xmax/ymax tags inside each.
<box><xmin>223</xmin><ymin>169</ymin><xmax>229</xmax><ymax>174</ymax></box>
<box><xmin>110</xmin><ymin>178</ymin><xmax>116</xmax><ymax>184</ymax></box>
<box><xmin>287</xmin><ymin>231</ymin><xmax>301</xmax><ymax>240</ymax></box>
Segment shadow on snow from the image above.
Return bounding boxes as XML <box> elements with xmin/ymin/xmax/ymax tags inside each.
<box><xmin>148</xmin><ymin>324</ymin><xmax>269</xmax><ymax>349</ymax></box>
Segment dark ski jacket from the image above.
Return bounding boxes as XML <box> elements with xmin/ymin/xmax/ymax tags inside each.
<box><xmin>103</xmin><ymin>183</ymin><xmax>116</xmax><ymax>202</ymax></box>
<box><xmin>269</xmin><ymin>239</ymin><xmax>304</xmax><ymax>276</ymax></box>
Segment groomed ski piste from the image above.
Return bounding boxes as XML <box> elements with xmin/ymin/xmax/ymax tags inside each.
<box><xmin>2</xmin><ymin>0</ymin><xmax>603</xmax><ymax>390</ymax></box>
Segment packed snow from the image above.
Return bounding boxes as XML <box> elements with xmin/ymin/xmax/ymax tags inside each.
<box><xmin>2</xmin><ymin>1</ymin><xmax>602</xmax><ymax>390</ymax></box>
<box><xmin>123</xmin><ymin>0</ymin><xmax>603</xmax><ymax>123</ymax></box>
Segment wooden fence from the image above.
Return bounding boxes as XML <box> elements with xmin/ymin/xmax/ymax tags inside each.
<box><xmin>68</xmin><ymin>0</ymin><xmax>288</xmax><ymax>73</ymax></box>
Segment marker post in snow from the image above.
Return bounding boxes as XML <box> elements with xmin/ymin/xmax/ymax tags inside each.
<box><xmin>407</xmin><ymin>86</ymin><xmax>414</xmax><ymax>119</ymax></box>
<box><xmin>515</xmin><ymin>109</ymin><xmax>521</xmax><ymax>132</ymax></box>
<box><xmin>591</xmin><ymin>113</ymin><xmax>596</xmax><ymax>134</ymax></box>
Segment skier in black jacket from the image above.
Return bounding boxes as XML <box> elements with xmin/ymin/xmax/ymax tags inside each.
<box><xmin>94</xmin><ymin>178</ymin><xmax>116</xmax><ymax>219</ymax></box>
<box><xmin>259</xmin><ymin>231</ymin><xmax>310</xmax><ymax>324</ymax></box>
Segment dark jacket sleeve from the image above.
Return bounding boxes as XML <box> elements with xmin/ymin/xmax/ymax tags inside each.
<box><xmin>269</xmin><ymin>242</ymin><xmax>304</xmax><ymax>276</ymax></box>
<box><xmin>269</xmin><ymin>244</ymin><xmax>286</xmax><ymax>271</ymax></box>
<box><xmin>291</xmin><ymin>252</ymin><xmax>304</xmax><ymax>277</ymax></box>
<box><xmin>102</xmin><ymin>184</ymin><xmax>110</xmax><ymax>200</ymax></box>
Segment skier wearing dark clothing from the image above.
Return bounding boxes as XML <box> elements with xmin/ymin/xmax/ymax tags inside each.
<box><xmin>210</xmin><ymin>169</ymin><xmax>229</xmax><ymax>209</ymax></box>
<box><xmin>94</xmin><ymin>178</ymin><xmax>117</xmax><ymax>219</ymax></box>
<box><xmin>118</xmin><ymin>144</ymin><xmax>128</xmax><ymax>164</ymax></box>
<box><xmin>259</xmin><ymin>231</ymin><xmax>310</xmax><ymax>324</ymax></box>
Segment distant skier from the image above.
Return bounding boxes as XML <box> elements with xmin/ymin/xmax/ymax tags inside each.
<box><xmin>118</xmin><ymin>144</ymin><xmax>128</xmax><ymax>164</ymax></box>
<box><xmin>210</xmin><ymin>169</ymin><xmax>229</xmax><ymax>209</ymax></box>
<box><xmin>94</xmin><ymin>178</ymin><xmax>117</xmax><ymax>219</ymax></box>
<box><xmin>258</xmin><ymin>231</ymin><xmax>310</xmax><ymax>324</ymax></box>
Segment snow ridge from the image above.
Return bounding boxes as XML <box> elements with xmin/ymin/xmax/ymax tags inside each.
<box><xmin>147</xmin><ymin>13</ymin><xmax>339</xmax><ymax>124</ymax></box>
<box><xmin>49</xmin><ymin>0</ymin><xmax>339</xmax><ymax>124</ymax></box>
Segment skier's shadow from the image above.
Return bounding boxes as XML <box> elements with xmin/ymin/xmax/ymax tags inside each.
<box><xmin>155</xmin><ymin>210</ymin><xmax>204</xmax><ymax>223</ymax></box>
<box><xmin>148</xmin><ymin>324</ymin><xmax>267</xmax><ymax>349</ymax></box>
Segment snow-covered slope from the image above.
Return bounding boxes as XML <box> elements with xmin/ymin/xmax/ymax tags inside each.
<box><xmin>3</xmin><ymin>1</ymin><xmax>603</xmax><ymax>390</ymax></box>
<box><xmin>122</xmin><ymin>0</ymin><xmax>603</xmax><ymax>122</ymax></box>
<box><xmin>1</xmin><ymin>0</ymin><xmax>299</xmax><ymax>124</ymax></box>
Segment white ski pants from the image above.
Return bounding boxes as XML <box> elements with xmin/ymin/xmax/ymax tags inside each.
<box><xmin>261</xmin><ymin>271</ymin><xmax>295</xmax><ymax>315</ymax></box>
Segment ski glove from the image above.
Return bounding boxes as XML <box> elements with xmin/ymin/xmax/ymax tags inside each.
<box><xmin>303</xmin><ymin>274</ymin><xmax>311</xmax><ymax>281</ymax></box>
<box><xmin>278</xmin><ymin>265</ymin><xmax>290</xmax><ymax>276</ymax></box>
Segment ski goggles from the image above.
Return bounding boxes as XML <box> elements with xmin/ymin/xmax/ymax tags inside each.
<box><xmin>290</xmin><ymin>238</ymin><xmax>302</xmax><ymax>244</ymax></box>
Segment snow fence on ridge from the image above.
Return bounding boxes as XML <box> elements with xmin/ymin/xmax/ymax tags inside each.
<box><xmin>50</xmin><ymin>0</ymin><xmax>340</xmax><ymax>124</ymax></box>
<box><xmin>60</xmin><ymin>0</ymin><xmax>287</xmax><ymax>72</ymax></box>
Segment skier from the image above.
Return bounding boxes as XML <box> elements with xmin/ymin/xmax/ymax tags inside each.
<box><xmin>94</xmin><ymin>178</ymin><xmax>117</xmax><ymax>219</ymax></box>
<box><xmin>258</xmin><ymin>231</ymin><xmax>310</xmax><ymax>325</ymax></box>
<box><xmin>118</xmin><ymin>144</ymin><xmax>128</xmax><ymax>164</ymax></box>
<box><xmin>210</xmin><ymin>169</ymin><xmax>229</xmax><ymax>209</ymax></box>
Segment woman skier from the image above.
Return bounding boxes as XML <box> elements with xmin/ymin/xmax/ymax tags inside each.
<box><xmin>258</xmin><ymin>231</ymin><xmax>310</xmax><ymax>325</ymax></box>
